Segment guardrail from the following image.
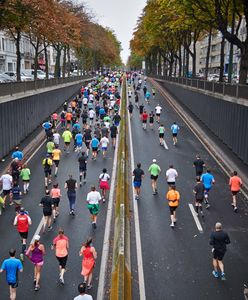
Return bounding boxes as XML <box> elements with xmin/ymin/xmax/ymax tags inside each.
<box><xmin>152</xmin><ymin>74</ymin><xmax>248</xmax><ymax>100</ymax></box>
<box><xmin>0</xmin><ymin>75</ymin><xmax>91</xmax><ymax>97</ymax></box>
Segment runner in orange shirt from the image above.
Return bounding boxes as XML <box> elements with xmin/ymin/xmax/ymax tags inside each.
<box><xmin>166</xmin><ymin>185</ymin><xmax>180</xmax><ymax>228</ymax></box>
<box><xmin>229</xmin><ymin>171</ymin><xmax>242</xmax><ymax>212</ymax></box>
<box><xmin>65</xmin><ymin>112</ymin><xmax>72</xmax><ymax>129</ymax></box>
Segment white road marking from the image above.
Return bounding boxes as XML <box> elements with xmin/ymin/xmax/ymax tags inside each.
<box><xmin>188</xmin><ymin>203</ymin><xmax>203</xmax><ymax>233</ymax></box>
<box><xmin>127</xmin><ymin>85</ymin><xmax>146</xmax><ymax>300</ymax></box>
<box><xmin>163</xmin><ymin>139</ymin><xmax>168</xmax><ymax>150</ymax></box>
<box><xmin>97</xmin><ymin>88</ymin><xmax>122</xmax><ymax>300</ymax></box>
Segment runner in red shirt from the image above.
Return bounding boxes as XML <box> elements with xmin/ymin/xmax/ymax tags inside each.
<box><xmin>229</xmin><ymin>171</ymin><xmax>242</xmax><ymax>212</ymax></box>
<box><xmin>142</xmin><ymin>110</ymin><xmax>148</xmax><ymax>130</ymax></box>
<box><xmin>13</xmin><ymin>207</ymin><xmax>32</xmax><ymax>261</ymax></box>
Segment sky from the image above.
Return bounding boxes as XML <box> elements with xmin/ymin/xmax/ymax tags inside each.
<box><xmin>83</xmin><ymin>0</ymin><xmax>146</xmax><ymax>63</ymax></box>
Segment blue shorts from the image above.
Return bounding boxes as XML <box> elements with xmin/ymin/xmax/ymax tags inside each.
<box><xmin>76</xmin><ymin>142</ymin><xmax>82</xmax><ymax>147</ymax></box>
<box><xmin>102</xmin><ymin>147</ymin><xmax>107</xmax><ymax>151</ymax></box>
<box><xmin>204</xmin><ymin>187</ymin><xmax>211</xmax><ymax>192</ymax></box>
<box><xmin>133</xmin><ymin>181</ymin><xmax>141</xmax><ymax>188</ymax></box>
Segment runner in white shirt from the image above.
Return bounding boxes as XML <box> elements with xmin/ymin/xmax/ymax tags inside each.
<box><xmin>99</xmin><ymin>168</ymin><xmax>110</xmax><ymax>202</ymax></box>
<box><xmin>53</xmin><ymin>130</ymin><xmax>60</xmax><ymax>146</ymax></box>
<box><xmin>88</xmin><ymin>110</ymin><xmax>95</xmax><ymax>127</ymax></box>
<box><xmin>100</xmin><ymin>136</ymin><xmax>109</xmax><ymax>158</ymax></box>
<box><xmin>0</xmin><ymin>171</ymin><xmax>13</xmax><ymax>206</ymax></box>
<box><xmin>166</xmin><ymin>165</ymin><xmax>178</xmax><ymax>186</ymax></box>
<box><xmin>86</xmin><ymin>186</ymin><xmax>101</xmax><ymax>228</ymax></box>
<box><xmin>83</xmin><ymin>97</ymin><xmax>88</xmax><ymax>108</ymax></box>
<box><xmin>74</xmin><ymin>283</ymin><xmax>93</xmax><ymax>300</ymax></box>
<box><xmin>155</xmin><ymin>104</ymin><xmax>162</xmax><ymax>123</ymax></box>
<box><xmin>89</xmin><ymin>94</ymin><xmax>94</xmax><ymax>102</ymax></box>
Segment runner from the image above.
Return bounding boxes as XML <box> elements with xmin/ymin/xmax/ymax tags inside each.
<box><xmin>132</xmin><ymin>163</ymin><xmax>145</xmax><ymax>200</ymax></box>
<box><xmin>40</xmin><ymin>190</ymin><xmax>54</xmax><ymax>232</ymax></box>
<box><xmin>143</xmin><ymin>85</ymin><xmax>147</xmax><ymax>97</ymax></box>
<box><xmin>158</xmin><ymin>124</ymin><xmax>165</xmax><ymax>145</ymax></box>
<box><xmin>0</xmin><ymin>170</ymin><xmax>13</xmax><ymax>207</ymax></box>
<box><xmin>64</xmin><ymin>175</ymin><xmax>77</xmax><ymax>216</ymax></box>
<box><xmin>79</xmin><ymin>237</ymin><xmax>97</xmax><ymax>290</ymax></box>
<box><xmin>210</xmin><ymin>222</ymin><xmax>230</xmax><ymax>280</ymax></box>
<box><xmin>42</xmin><ymin>154</ymin><xmax>53</xmax><ymax>188</ymax></box>
<box><xmin>60</xmin><ymin>111</ymin><xmax>66</xmax><ymax>129</ymax></box>
<box><xmin>46</xmin><ymin>138</ymin><xmax>55</xmax><ymax>156</ymax></box>
<box><xmin>65</xmin><ymin>111</ymin><xmax>72</xmax><ymax>129</ymax></box>
<box><xmin>166</xmin><ymin>185</ymin><xmax>180</xmax><ymax>228</ymax></box>
<box><xmin>74</xmin><ymin>283</ymin><xmax>93</xmax><ymax>300</ymax></box>
<box><xmin>13</xmin><ymin>208</ymin><xmax>31</xmax><ymax>261</ymax></box>
<box><xmin>149</xmin><ymin>111</ymin><xmax>155</xmax><ymax>129</ymax></box>
<box><xmin>155</xmin><ymin>104</ymin><xmax>162</xmax><ymax>123</ymax></box>
<box><xmin>52</xmin><ymin>229</ymin><xmax>69</xmax><ymax>285</ymax></box>
<box><xmin>148</xmin><ymin>159</ymin><xmax>161</xmax><ymax>195</ymax></box>
<box><xmin>50</xmin><ymin>183</ymin><xmax>61</xmax><ymax>222</ymax></box>
<box><xmin>11</xmin><ymin>147</ymin><xmax>23</xmax><ymax>161</ymax></box>
<box><xmin>145</xmin><ymin>90</ymin><xmax>151</xmax><ymax>104</ymax></box>
<box><xmin>100</xmin><ymin>135</ymin><xmax>110</xmax><ymax>158</ymax></box>
<box><xmin>88</xmin><ymin>109</ymin><xmax>95</xmax><ymax>127</ymax></box>
<box><xmin>51</xmin><ymin>112</ymin><xmax>58</xmax><ymax>128</ymax></box>
<box><xmin>83</xmin><ymin>127</ymin><xmax>92</xmax><ymax>157</ymax></box>
<box><xmin>139</xmin><ymin>103</ymin><xmax>144</xmax><ymax>120</ymax></box>
<box><xmin>75</xmin><ymin>131</ymin><xmax>84</xmax><ymax>153</ymax></box>
<box><xmin>0</xmin><ymin>249</ymin><xmax>23</xmax><ymax>300</ymax></box>
<box><xmin>99</xmin><ymin>168</ymin><xmax>110</xmax><ymax>202</ymax></box>
<box><xmin>86</xmin><ymin>186</ymin><xmax>101</xmax><ymax>229</ymax></box>
<box><xmin>53</xmin><ymin>130</ymin><xmax>61</xmax><ymax>146</ymax></box>
<box><xmin>201</xmin><ymin>169</ymin><xmax>215</xmax><ymax>209</ymax></box>
<box><xmin>62</xmin><ymin>128</ymin><xmax>73</xmax><ymax>154</ymax></box>
<box><xmin>11</xmin><ymin>158</ymin><xmax>20</xmax><ymax>184</ymax></box>
<box><xmin>128</xmin><ymin>102</ymin><xmax>134</xmax><ymax>118</ymax></box>
<box><xmin>20</xmin><ymin>164</ymin><xmax>31</xmax><ymax>194</ymax></box>
<box><xmin>171</xmin><ymin>122</ymin><xmax>180</xmax><ymax>145</ymax></box>
<box><xmin>78</xmin><ymin>151</ymin><xmax>88</xmax><ymax>186</ymax></box>
<box><xmin>52</xmin><ymin>145</ymin><xmax>61</xmax><ymax>177</ymax></box>
<box><xmin>193</xmin><ymin>176</ymin><xmax>205</xmax><ymax>217</ymax></box>
<box><xmin>142</xmin><ymin>110</ymin><xmax>148</xmax><ymax>130</ymax></box>
<box><xmin>42</xmin><ymin>120</ymin><xmax>53</xmax><ymax>139</ymax></box>
<box><xmin>90</xmin><ymin>136</ymin><xmax>100</xmax><ymax>161</ymax></box>
<box><xmin>135</xmin><ymin>91</ymin><xmax>139</xmax><ymax>108</ymax></box>
<box><xmin>10</xmin><ymin>182</ymin><xmax>22</xmax><ymax>213</ymax></box>
<box><xmin>152</xmin><ymin>87</ymin><xmax>156</xmax><ymax>99</ymax></box>
<box><xmin>110</xmin><ymin>123</ymin><xmax>118</xmax><ymax>148</ymax></box>
<box><xmin>193</xmin><ymin>154</ymin><xmax>206</xmax><ymax>176</ymax></box>
<box><xmin>229</xmin><ymin>171</ymin><xmax>242</xmax><ymax>212</ymax></box>
<box><xmin>26</xmin><ymin>235</ymin><xmax>45</xmax><ymax>291</ymax></box>
<box><xmin>166</xmin><ymin>165</ymin><xmax>178</xmax><ymax>186</ymax></box>
<box><xmin>113</xmin><ymin>112</ymin><xmax>121</xmax><ymax>127</ymax></box>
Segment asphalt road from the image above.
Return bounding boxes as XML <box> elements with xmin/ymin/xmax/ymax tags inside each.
<box><xmin>0</xmin><ymin>123</ymin><xmax>115</xmax><ymax>299</ymax></box>
<box><xmin>129</xmin><ymin>78</ymin><xmax>248</xmax><ymax>300</ymax></box>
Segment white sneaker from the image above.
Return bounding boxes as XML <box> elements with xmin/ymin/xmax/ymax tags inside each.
<box><xmin>170</xmin><ymin>223</ymin><xmax>174</xmax><ymax>228</ymax></box>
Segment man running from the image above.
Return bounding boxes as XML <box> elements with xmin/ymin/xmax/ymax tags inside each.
<box><xmin>42</xmin><ymin>154</ymin><xmax>53</xmax><ymax>188</ymax></box>
<box><xmin>13</xmin><ymin>207</ymin><xmax>31</xmax><ymax>261</ymax></box>
<box><xmin>149</xmin><ymin>111</ymin><xmax>155</xmax><ymax>130</ymax></box>
<box><xmin>193</xmin><ymin>176</ymin><xmax>205</xmax><ymax>217</ymax></box>
<box><xmin>75</xmin><ymin>131</ymin><xmax>84</xmax><ymax>153</ymax></box>
<box><xmin>110</xmin><ymin>123</ymin><xmax>118</xmax><ymax>148</ymax></box>
<box><xmin>86</xmin><ymin>186</ymin><xmax>101</xmax><ymax>229</ymax></box>
<box><xmin>158</xmin><ymin>124</ymin><xmax>165</xmax><ymax>146</ymax></box>
<box><xmin>64</xmin><ymin>175</ymin><xmax>77</xmax><ymax>216</ymax></box>
<box><xmin>142</xmin><ymin>110</ymin><xmax>148</xmax><ymax>130</ymax></box>
<box><xmin>52</xmin><ymin>145</ymin><xmax>61</xmax><ymax>177</ymax></box>
<box><xmin>78</xmin><ymin>151</ymin><xmax>88</xmax><ymax>186</ymax></box>
<box><xmin>128</xmin><ymin>102</ymin><xmax>134</xmax><ymax>118</ymax></box>
<box><xmin>139</xmin><ymin>103</ymin><xmax>144</xmax><ymax>120</ymax></box>
<box><xmin>40</xmin><ymin>190</ymin><xmax>54</xmax><ymax>232</ymax></box>
<box><xmin>193</xmin><ymin>154</ymin><xmax>205</xmax><ymax>176</ymax></box>
<box><xmin>229</xmin><ymin>171</ymin><xmax>242</xmax><ymax>212</ymax></box>
<box><xmin>152</xmin><ymin>87</ymin><xmax>156</xmax><ymax>99</ymax></box>
<box><xmin>166</xmin><ymin>165</ymin><xmax>178</xmax><ymax>186</ymax></box>
<box><xmin>0</xmin><ymin>170</ymin><xmax>13</xmax><ymax>207</ymax></box>
<box><xmin>171</xmin><ymin>122</ymin><xmax>180</xmax><ymax>145</ymax></box>
<box><xmin>132</xmin><ymin>163</ymin><xmax>145</xmax><ymax>200</ymax></box>
<box><xmin>148</xmin><ymin>159</ymin><xmax>161</xmax><ymax>195</ymax></box>
<box><xmin>166</xmin><ymin>185</ymin><xmax>180</xmax><ymax>228</ymax></box>
<box><xmin>62</xmin><ymin>129</ymin><xmax>73</xmax><ymax>153</ymax></box>
<box><xmin>201</xmin><ymin>169</ymin><xmax>215</xmax><ymax>209</ymax></box>
<box><xmin>210</xmin><ymin>222</ymin><xmax>230</xmax><ymax>280</ymax></box>
<box><xmin>100</xmin><ymin>135</ymin><xmax>109</xmax><ymax>158</ymax></box>
<box><xmin>90</xmin><ymin>136</ymin><xmax>100</xmax><ymax>160</ymax></box>
<box><xmin>155</xmin><ymin>104</ymin><xmax>162</xmax><ymax>123</ymax></box>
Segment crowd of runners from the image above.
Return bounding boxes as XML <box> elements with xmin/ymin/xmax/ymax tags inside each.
<box><xmin>0</xmin><ymin>70</ymin><xmax>245</xmax><ymax>299</ymax></box>
<box><xmin>0</xmin><ymin>72</ymin><xmax>123</xmax><ymax>299</ymax></box>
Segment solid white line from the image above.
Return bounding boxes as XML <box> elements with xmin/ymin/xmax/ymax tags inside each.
<box><xmin>188</xmin><ymin>203</ymin><xmax>203</xmax><ymax>233</ymax></box>
<box><xmin>128</xmin><ymin>85</ymin><xmax>146</xmax><ymax>300</ymax></box>
<box><xmin>97</xmin><ymin>87</ymin><xmax>122</xmax><ymax>300</ymax></box>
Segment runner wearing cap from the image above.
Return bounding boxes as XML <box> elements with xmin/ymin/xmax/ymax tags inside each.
<box><xmin>42</xmin><ymin>154</ymin><xmax>53</xmax><ymax>188</ymax></box>
<box><xmin>148</xmin><ymin>159</ymin><xmax>161</xmax><ymax>195</ymax></box>
<box><xmin>13</xmin><ymin>208</ymin><xmax>32</xmax><ymax>261</ymax></box>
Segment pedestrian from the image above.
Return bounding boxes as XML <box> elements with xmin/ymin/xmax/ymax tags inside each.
<box><xmin>166</xmin><ymin>165</ymin><xmax>178</xmax><ymax>186</ymax></box>
<box><xmin>50</xmin><ymin>183</ymin><xmax>61</xmax><ymax>222</ymax></box>
<box><xmin>75</xmin><ymin>131</ymin><xmax>84</xmax><ymax>153</ymax></box>
<box><xmin>86</xmin><ymin>186</ymin><xmax>101</xmax><ymax>229</ymax></box>
<box><xmin>155</xmin><ymin>104</ymin><xmax>162</xmax><ymax>123</ymax></box>
<box><xmin>152</xmin><ymin>87</ymin><xmax>156</xmax><ymax>99</ymax></box>
<box><xmin>20</xmin><ymin>164</ymin><xmax>31</xmax><ymax>194</ymax></box>
<box><xmin>142</xmin><ymin>110</ymin><xmax>148</xmax><ymax>129</ymax></box>
<box><xmin>79</xmin><ymin>237</ymin><xmax>97</xmax><ymax>290</ymax></box>
<box><xmin>11</xmin><ymin>158</ymin><xmax>21</xmax><ymax>184</ymax></box>
<box><xmin>46</xmin><ymin>138</ymin><xmax>55</xmax><ymax>156</ymax></box>
<box><xmin>90</xmin><ymin>136</ymin><xmax>100</xmax><ymax>161</ymax></box>
<box><xmin>149</xmin><ymin>111</ymin><xmax>155</xmax><ymax>129</ymax></box>
<box><xmin>0</xmin><ymin>170</ymin><xmax>13</xmax><ymax>207</ymax></box>
<box><xmin>60</xmin><ymin>111</ymin><xmax>66</xmax><ymax>129</ymax></box>
<box><xmin>171</xmin><ymin>122</ymin><xmax>180</xmax><ymax>145</ymax></box>
<box><xmin>74</xmin><ymin>282</ymin><xmax>93</xmax><ymax>300</ymax></box>
<box><xmin>40</xmin><ymin>190</ymin><xmax>54</xmax><ymax>232</ymax></box>
<box><xmin>201</xmin><ymin>169</ymin><xmax>215</xmax><ymax>209</ymax></box>
<box><xmin>135</xmin><ymin>91</ymin><xmax>139</xmax><ymax>108</ymax></box>
<box><xmin>166</xmin><ymin>185</ymin><xmax>180</xmax><ymax>228</ymax></box>
<box><xmin>110</xmin><ymin>123</ymin><xmax>118</xmax><ymax>148</ymax></box>
<box><xmin>65</xmin><ymin>111</ymin><xmax>72</xmax><ymax>129</ymax></box>
<box><xmin>148</xmin><ymin>159</ymin><xmax>161</xmax><ymax>195</ymax></box>
<box><xmin>210</xmin><ymin>222</ymin><xmax>230</xmax><ymax>280</ymax></box>
<box><xmin>128</xmin><ymin>102</ymin><xmax>134</xmax><ymax>118</ymax></box>
<box><xmin>158</xmin><ymin>124</ymin><xmax>165</xmax><ymax>146</ymax></box>
<box><xmin>42</xmin><ymin>154</ymin><xmax>53</xmax><ymax>188</ymax></box>
<box><xmin>193</xmin><ymin>176</ymin><xmax>205</xmax><ymax>217</ymax></box>
<box><xmin>26</xmin><ymin>235</ymin><xmax>45</xmax><ymax>291</ymax></box>
<box><xmin>11</xmin><ymin>146</ymin><xmax>24</xmax><ymax>161</ymax></box>
<box><xmin>78</xmin><ymin>151</ymin><xmax>88</xmax><ymax>186</ymax></box>
<box><xmin>99</xmin><ymin>168</ymin><xmax>110</xmax><ymax>202</ymax></box>
<box><xmin>100</xmin><ymin>135</ymin><xmax>109</xmax><ymax>158</ymax></box>
<box><xmin>13</xmin><ymin>207</ymin><xmax>32</xmax><ymax>261</ymax></box>
<box><xmin>0</xmin><ymin>249</ymin><xmax>23</xmax><ymax>300</ymax></box>
<box><xmin>42</xmin><ymin>120</ymin><xmax>52</xmax><ymax>139</ymax></box>
<box><xmin>62</xmin><ymin>128</ymin><xmax>73</xmax><ymax>153</ymax></box>
<box><xmin>64</xmin><ymin>175</ymin><xmax>77</xmax><ymax>216</ymax></box>
<box><xmin>193</xmin><ymin>154</ymin><xmax>205</xmax><ymax>176</ymax></box>
<box><xmin>52</xmin><ymin>144</ymin><xmax>62</xmax><ymax>177</ymax></box>
<box><xmin>132</xmin><ymin>163</ymin><xmax>145</xmax><ymax>200</ymax></box>
<box><xmin>229</xmin><ymin>171</ymin><xmax>242</xmax><ymax>212</ymax></box>
<box><xmin>52</xmin><ymin>229</ymin><xmax>69</xmax><ymax>285</ymax></box>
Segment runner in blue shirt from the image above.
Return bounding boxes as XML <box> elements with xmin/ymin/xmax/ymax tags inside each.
<box><xmin>11</xmin><ymin>147</ymin><xmax>23</xmax><ymax>161</ymax></box>
<box><xmin>91</xmin><ymin>136</ymin><xmax>100</xmax><ymax>160</ymax></box>
<box><xmin>75</xmin><ymin>132</ymin><xmax>83</xmax><ymax>153</ymax></box>
<box><xmin>145</xmin><ymin>91</ymin><xmax>151</xmax><ymax>104</ymax></box>
<box><xmin>171</xmin><ymin>122</ymin><xmax>180</xmax><ymax>146</ymax></box>
<box><xmin>201</xmin><ymin>169</ymin><xmax>215</xmax><ymax>209</ymax></box>
<box><xmin>73</xmin><ymin>122</ymin><xmax>81</xmax><ymax>132</ymax></box>
<box><xmin>0</xmin><ymin>249</ymin><xmax>23</xmax><ymax>300</ymax></box>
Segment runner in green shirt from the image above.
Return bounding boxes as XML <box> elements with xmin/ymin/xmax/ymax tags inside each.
<box><xmin>148</xmin><ymin>159</ymin><xmax>161</xmax><ymax>195</ymax></box>
<box><xmin>62</xmin><ymin>129</ymin><xmax>73</xmax><ymax>153</ymax></box>
<box><xmin>46</xmin><ymin>139</ymin><xmax>55</xmax><ymax>155</ymax></box>
<box><xmin>20</xmin><ymin>164</ymin><xmax>31</xmax><ymax>194</ymax></box>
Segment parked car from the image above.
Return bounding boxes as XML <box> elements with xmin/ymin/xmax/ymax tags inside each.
<box><xmin>23</xmin><ymin>69</ymin><xmax>53</xmax><ymax>79</ymax></box>
<box><xmin>0</xmin><ymin>73</ymin><xmax>15</xmax><ymax>83</ymax></box>
<box><xmin>208</xmin><ymin>74</ymin><xmax>219</xmax><ymax>82</ymax></box>
<box><xmin>5</xmin><ymin>71</ymin><xmax>33</xmax><ymax>81</ymax></box>
<box><xmin>4</xmin><ymin>71</ymin><xmax>17</xmax><ymax>81</ymax></box>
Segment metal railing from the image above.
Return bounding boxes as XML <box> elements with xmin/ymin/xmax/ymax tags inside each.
<box><xmin>0</xmin><ymin>75</ymin><xmax>91</xmax><ymax>98</ymax></box>
<box><xmin>152</xmin><ymin>75</ymin><xmax>248</xmax><ymax>100</ymax></box>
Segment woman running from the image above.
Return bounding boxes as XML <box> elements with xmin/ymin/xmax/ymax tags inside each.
<box><xmin>158</xmin><ymin>124</ymin><xmax>165</xmax><ymax>145</ymax></box>
<box><xmin>26</xmin><ymin>235</ymin><xmax>45</xmax><ymax>291</ymax></box>
<box><xmin>50</xmin><ymin>183</ymin><xmax>61</xmax><ymax>222</ymax></box>
<box><xmin>99</xmin><ymin>168</ymin><xmax>110</xmax><ymax>202</ymax></box>
<box><xmin>149</xmin><ymin>111</ymin><xmax>155</xmax><ymax>130</ymax></box>
<box><xmin>79</xmin><ymin>237</ymin><xmax>97</xmax><ymax>290</ymax></box>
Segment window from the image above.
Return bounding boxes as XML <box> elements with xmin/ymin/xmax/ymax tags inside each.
<box><xmin>2</xmin><ymin>38</ymin><xmax>5</xmax><ymax>51</ymax></box>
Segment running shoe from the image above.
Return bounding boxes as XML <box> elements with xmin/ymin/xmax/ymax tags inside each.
<box><xmin>212</xmin><ymin>270</ymin><xmax>219</xmax><ymax>278</ymax></box>
<box><xmin>221</xmin><ymin>273</ymin><xmax>226</xmax><ymax>280</ymax></box>
<box><xmin>170</xmin><ymin>223</ymin><xmax>174</xmax><ymax>228</ymax></box>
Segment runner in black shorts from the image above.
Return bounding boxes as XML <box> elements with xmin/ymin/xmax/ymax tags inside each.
<box><xmin>193</xmin><ymin>176</ymin><xmax>205</xmax><ymax>217</ymax></box>
<box><xmin>110</xmin><ymin>123</ymin><xmax>118</xmax><ymax>148</ymax></box>
<box><xmin>78</xmin><ymin>151</ymin><xmax>87</xmax><ymax>186</ymax></box>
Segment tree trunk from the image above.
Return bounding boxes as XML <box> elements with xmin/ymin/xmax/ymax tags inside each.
<box><xmin>33</xmin><ymin>44</ymin><xmax>39</xmax><ymax>80</ymax></box>
<box><xmin>158</xmin><ymin>51</ymin><xmax>162</xmax><ymax>75</ymax></box>
<box><xmin>182</xmin><ymin>46</ymin><xmax>186</xmax><ymax>76</ymax></box>
<box><xmin>169</xmin><ymin>57</ymin><xmax>174</xmax><ymax>76</ymax></box>
<box><xmin>62</xmin><ymin>46</ymin><xmax>66</xmax><ymax>78</ymax></box>
<box><xmin>228</xmin><ymin>9</ymin><xmax>235</xmax><ymax>83</ymax></box>
<box><xmin>205</xmin><ymin>25</ymin><xmax>212</xmax><ymax>80</ymax></box>
<box><xmin>67</xmin><ymin>45</ymin><xmax>70</xmax><ymax>77</ymax></box>
<box><xmin>174</xmin><ymin>56</ymin><xmax>177</xmax><ymax>75</ymax></box>
<box><xmin>44</xmin><ymin>42</ymin><xmax>49</xmax><ymax>79</ymax></box>
<box><xmin>219</xmin><ymin>36</ymin><xmax>225</xmax><ymax>82</ymax></box>
<box><xmin>239</xmin><ymin>42</ymin><xmax>248</xmax><ymax>84</ymax></box>
<box><xmin>15</xmin><ymin>31</ymin><xmax>21</xmax><ymax>81</ymax></box>
<box><xmin>54</xmin><ymin>45</ymin><xmax>61</xmax><ymax>78</ymax></box>
<box><xmin>186</xmin><ymin>49</ymin><xmax>189</xmax><ymax>77</ymax></box>
<box><xmin>178</xmin><ymin>45</ymin><xmax>182</xmax><ymax>77</ymax></box>
<box><xmin>192</xmin><ymin>41</ymin><xmax>197</xmax><ymax>76</ymax></box>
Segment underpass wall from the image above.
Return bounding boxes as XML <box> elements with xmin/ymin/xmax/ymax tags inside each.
<box><xmin>157</xmin><ymin>80</ymin><xmax>248</xmax><ymax>165</ymax></box>
<box><xmin>0</xmin><ymin>81</ymin><xmax>88</xmax><ymax>159</ymax></box>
